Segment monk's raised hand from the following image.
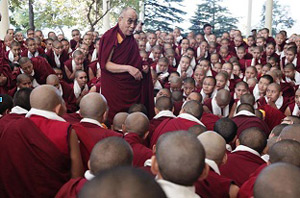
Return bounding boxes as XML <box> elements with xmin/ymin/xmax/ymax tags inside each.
<box><xmin>128</xmin><ymin>66</ymin><xmax>143</xmax><ymax>80</ymax></box>
<box><xmin>0</xmin><ymin>74</ymin><xmax>7</xmax><ymax>86</ymax></box>
<box><xmin>142</xmin><ymin>65</ymin><xmax>149</xmax><ymax>74</ymax></box>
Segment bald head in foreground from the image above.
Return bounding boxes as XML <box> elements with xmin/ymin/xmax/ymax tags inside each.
<box><xmin>124</xmin><ymin>112</ymin><xmax>149</xmax><ymax>138</ymax></box>
<box><xmin>180</xmin><ymin>100</ymin><xmax>204</xmax><ymax>119</ymax></box>
<box><xmin>198</xmin><ymin>132</ymin><xmax>226</xmax><ymax>164</ymax></box>
<box><xmin>152</xmin><ymin>131</ymin><xmax>207</xmax><ymax>197</ymax></box>
<box><xmin>80</xmin><ymin>93</ymin><xmax>107</xmax><ymax>123</ymax></box>
<box><xmin>88</xmin><ymin>137</ymin><xmax>133</xmax><ymax>175</ymax></box>
<box><xmin>215</xmin><ymin>89</ymin><xmax>231</xmax><ymax>108</ymax></box>
<box><xmin>112</xmin><ymin>112</ymin><xmax>129</xmax><ymax>132</ymax></box>
<box><xmin>238</xmin><ymin>127</ymin><xmax>267</xmax><ymax>154</ymax></box>
<box><xmin>254</xmin><ymin>163</ymin><xmax>300</xmax><ymax>198</ymax></box>
<box><xmin>269</xmin><ymin>139</ymin><xmax>300</xmax><ymax>167</ymax></box>
<box><xmin>30</xmin><ymin>85</ymin><xmax>65</xmax><ymax>115</ymax></box>
<box><xmin>278</xmin><ymin>124</ymin><xmax>300</xmax><ymax>142</ymax></box>
<box><xmin>79</xmin><ymin>167</ymin><xmax>166</xmax><ymax>198</ymax></box>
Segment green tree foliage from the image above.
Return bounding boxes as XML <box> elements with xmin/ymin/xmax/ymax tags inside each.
<box><xmin>189</xmin><ymin>0</ymin><xmax>238</xmax><ymax>36</ymax></box>
<box><xmin>144</xmin><ymin>0</ymin><xmax>186</xmax><ymax>32</ymax></box>
<box><xmin>9</xmin><ymin>0</ymin><xmax>139</xmax><ymax>33</ymax></box>
<box><xmin>260</xmin><ymin>0</ymin><xmax>295</xmax><ymax>36</ymax></box>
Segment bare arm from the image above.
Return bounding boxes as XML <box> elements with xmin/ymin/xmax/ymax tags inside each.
<box><xmin>229</xmin><ymin>102</ymin><xmax>237</xmax><ymax>118</ymax></box>
<box><xmin>88</xmin><ymin>67</ymin><xmax>95</xmax><ymax>80</ymax></box>
<box><xmin>105</xmin><ymin>47</ymin><xmax>142</xmax><ymax>80</ymax></box>
<box><xmin>229</xmin><ymin>184</ymin><xmax>239</xmax><ymax>198</ymax></box>
<box><xmin>65</xmin><ymin>66</ymin><xmax>76</xmax><ymax>81</ymax></box>
<box><xmin>284</xmin><ymin>106</ymin><xmax>292</xmax><ymax>116</ymax></box>
<box><xmin>69</xmin><ymin>129</ymin><xmax>84</xmax><ymax>178</ymax></box>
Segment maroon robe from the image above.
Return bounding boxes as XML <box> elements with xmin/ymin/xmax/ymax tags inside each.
<box><xmin>237</xmin><ymin>164</ymin><xmax>267</xmax><ymax>198</ymax></box>
<box><xmin>266</xmin><ymin>36</ymin><xmax>275</xmax><ymax>44</ymax></box>
<box><xmin>70</xmin><ymin>39</ymin><xmax>81</xmax><ymax>51</ymax></box>
<box><xmin>232</xmin><ymin>115</ymin><xmax>270</xmax><ymax>137</ymax></box>
<box><xmin>20</xmin><ymin>47</ymin><xmax>45</xmax><ymax>57</ymax></box>
<box><xmin>62</xmin><ymin>112</ymin><xmax>82</xmax><ymax>124</ymax></box>
<box><xmin>204</xmin><ymin>98</ymin><xmax>233</xmax><ymax>117</ymax></box>
<box><xmin>88</xmin><ymin>60</ymin><xmax>99</xmax><ymax>78</ymax></box>
<box><xmin>173</xmin><ymin>101</ymin><xmax>184</xmax><ymax>116</ymax></box>
<box><xmin>124</xmin><ymin>133</ymin><xmax>153</xmax><ymax>167</ymax></box>
<box><xmin>0</xmin><ymin>113</ymin><xmax>26</xmax><ymax>137</ymax></box>
<box><xmin>61</xmin><ymin>81</ymin><xmax>77</xmax><ymax>113</ymax></box>
<box><xmin>229</xmin><ymin>74</ymin><xmax>242</xmax><ymax>92</ymax></box>
<box><xmin>281</xmin><ymin>54</ymin><xmax>300</xmax><ymax>72</ymax></box>
<box><xmin>73</xmin><ymin>122</ymin><xmax>122</xmax><ymax>170</ymax></box>
<box><xmin>258</xmin><ymin>105</ymin><xmax>286</xmax><ymax>130</ymax></box>
<box><xmin>148</xmin><ymin>116</ymin><xmax>173</xmax><ymax>147</ymax></box>
<box><xmin>0</xmin><ymin>117</ymin><xmax>71</xmax><ymax>198</ymax></box>
<box><xmin>150</xmin><ymin>117</ymin><xmax>199</xmax><ymax>148</ymax></box>
<box><xmin>200</xmin><ymin>112</ymin><xmax>220</xmax><ymax>130</ymax></box>
<box><xmin>63</xmin><ymin>58</ymin><xmax>89</xmax><ymax>83</ymax></box>
<box><xmin>46</xmin><ymin>48</ymin><xmax>69</xmax><ymax>69</ymax></box>
<box><xmin>0</xmin><ymin>42</ymin><xmax>13</xmax><ymax>94</ymax></box>
<box><xmin>16</xmin><ymin>56</ymin><xmax>55</xmax><ymax>85</ymax></box>
<box><xmin>280</xmin><ymin>81</ymin><xmax>295</xmax><ymax>98</ymax></box>
<box><xmin>55</xmin><ymin>177</ymin><xmax>87</xmax><ymax>198</ymax></box>
<box><xmin>98</xmin><ymin>24</ymin><xmax>154</xmax><ymax>123</ymax></box>
<box><xmin>195</xmin><ymin>168</ymin><xmax>233</xmax><ymax>198</ymax></box>
<box><xmin>220</xmin><ymin>151</ymin><xmax>266</xmax><ymax>187</ymax></box>
<box><xmin>257</xmin><ymin>96</ymin><xmax>291</xmax><ymax>113</ymax></box>
<box><xmin>238</xmin><ymin>59</ymin><xmax>252</xmax><ymax>72</ymax></box>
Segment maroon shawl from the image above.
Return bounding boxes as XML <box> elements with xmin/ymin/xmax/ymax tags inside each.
<box><xmin>0</xmin><ymin>118</ymin><xmax>71</xmax><ymax>198</ymax></box>
<box><xmin>98</xmin><ymin>24</ymin><xmax>154</xmax><ymax>123</ymax></box>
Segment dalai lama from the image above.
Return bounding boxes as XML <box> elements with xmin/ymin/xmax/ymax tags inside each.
<box><xmin>98</xmin><ymin>7</ymin><xmax>154</xmax><ymax>123</ymax></box>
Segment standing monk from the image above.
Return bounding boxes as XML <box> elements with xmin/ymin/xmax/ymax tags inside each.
<box><xmin>98</xmin><ymin>7</ymin><xmax>154</xmax><ymax>123</ymax></box>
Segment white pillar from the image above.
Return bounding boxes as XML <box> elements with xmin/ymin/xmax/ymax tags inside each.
<box><xmin>139</xmin><ymin>1</ymin><xmax>145</xmax><ymax>23</ymax></box>
<box><xmin>102</xmin><ymin>0</ymin><xmax>110</xmax><ymax>32</ymax></box>
<box><xmin>265</xmin><ymin>0</ymin><xmax>273</xmax><ymax>36</ymax></box>
<box><xmin>0</xmin><ymin>0</ymin><xmax>10</xmax><ymax>40</ymax></box>
<box><xmin>246</xmin><ymin>0</ymin><xmax>252</xmax><ymax>37</ymax></box>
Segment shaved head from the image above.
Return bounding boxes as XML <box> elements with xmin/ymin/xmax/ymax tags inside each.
<box><xmin>269</xmin><ymin>140</ymin><xmax>300</xmax><ymax>167</ymax></box>
<box><xmin>283</xmin><ymin>115</ymin><xmax>300</xmax><ymax>124</ymax></box>
<box><xmin>80</xmin><ymin>93</ymin><xmax>107</xmax><ymax>120</ymax></box>
<box><xmin>279</xmin><ymin>124</ymin><xmax>300</xmax><ymax>142</ymax></box>
<box><xmin>239</xmin><ymin>127</ymin><xmax>267</xmax><ymax>154</ymax></box>
<box><xmin>268</xmin><ymin>82</ymin><xmax>281</xmax><ymax>92</ymax></box>
<box><xmin>188</xmin><ymin>125</ymin><xmax>207</xmax><ymax>136</ymax></box>
<box><xmin>187</xmin><ymin>92</ymin><xmax>202</xmax><ymax>102</ymax></box>
<box><xmin>89</xmin><ymin>137</ymin><xmax>133</xmax><ymax>175</ymax></box>
<box><xmin>237</xmin><ymin>103</ymin><xmax>255</xmax><ymax>114</ymax></box>
<box><xmin>30</xmin><ymin>85</ymin><xmax>62</xmax><ymax>111</ymax></box>
<box><xmin>112</xmin><ymin>112</ymin><xmax>129</xmax><ymax>131</ymax></box>
<box><xmin>16</xmin><ymin>74</ymin><xmax>31</xmax><ymax>84</ymax></box>
<box><xmin>79</xmin><ymin>167</ymin><xmax>166</xmax><ymax>198</ymax></box>
<box><xmin>156</xmin><ymin>131</ymin><xmax>205</xmax><ymax>186</ymax></box>
<box><xmin>128</xmin><ymin>103</ymin><xmax>148</xmax><ymax>115</ymax></box>
<box><xmin>171</xmin><ymin>91</ymin><xmax>183</xmax><ymax>102</ymax></box>
<box><xmin>46</xmin><ymin>74</ymin><xmax>59</xmax><ymax>85</ymax></box>
<box><xmin>254</xmin><ymin>163</ymin><xmax>300</xmax><ymax>198</ymax></box>
<box><xmin>240</xmin><ymin>93</ymin><xmax>255</xmax><ymax>106</ymax></box>
<box><xmin>214</xmin><ymin>118</ymin><xmax>237</xmax><ymax>144</ymax></box>
<box><xmin>270</xmin><ymin>124</ymin><xmax>288</xmax><ymax>137</ymax></box>
<box><xmin>169</xmin><ymin>76</ymin><xmax>182</xmax><ymax>84</ymax></box>
<box><xmin>198</xmin><ymin>132</ymin><xmax>226</xmax><ymax>164</ymax></box>
<box><xmin>182</xmin><ymin>100</ymin><xmax>203</xmax><ymax>119</ymax></box>
<box><xmin>156</xmin><ymin>88</ymin><xmax>171</xmax><ymax>99</ymax></box>
<box><xmin>155</xmin><ymin>96</ymin><xmax>173</xmax><ymax>111</ymax></box>
<box><xmin>124</xmin><ymin>112</ymin><xmax>149</xmax><ymax>138</ymax></box>
<box><xmin>13</xmin><ymin>88</ymin><xmax>32</xmax><ymax>111</ymax></box>
<box><xmin>216</xmin><ymin>89</ymin><xmax>231</xmax><ymax>107</ymax></box>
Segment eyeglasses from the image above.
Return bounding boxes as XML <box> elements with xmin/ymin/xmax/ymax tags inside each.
<box><xmin>121</xmin><ymin>17</ymin><xmax>138</xmax><ymax>26</ymax></box>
